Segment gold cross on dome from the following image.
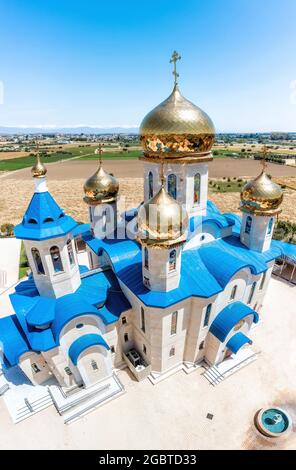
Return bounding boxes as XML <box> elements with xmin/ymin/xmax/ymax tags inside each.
<box><xmin>261</xmin><ymin>145</ymin><xmax>268</xmax><ymax>171</ymax></box>
<box><xmin>95</xmin><ymin>143</ymin><xmax>104</xmax><ymax>165</ymax></box>
<box><xmin>170</xmin><ymin>51</ymin><xmax>181</xmax><ymax>86</ymax></box>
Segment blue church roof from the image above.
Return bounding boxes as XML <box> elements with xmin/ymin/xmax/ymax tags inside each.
<box><xmin>69</xmin><ymin>333</ymin><xmax>109</xmax><ymax>366</ymax></box>
<box><xmin>226</xmin><ymin>332</ymin><xmax>252</xmax><ymax>354</ymax></box>
<box><xmin>209</xmin><ymin>302</ymin><xmax>259</xmax><ymax>342</ymax></box>
<box><xmin>6</xmin><ymin>268</ymin><xmax>131</xmax><ymax>359</ymax></box>
<box><xmin>272</xmin><ymin>240</ymin><xmax>296</xmax><ymax>264</ymax></box>
<box><xmin>0</xmin><ymin>315</ymin><xmax>31</xmax><ymax>367</ymax></box>
<box><xmin>83</xmin><ymin>229</ymin><xmax>281</xmax><ymax>308</ymax></box>
<box><xmin>14</xmin><ymin>191</ymin><xmax>78</xmax><ymax>240</ymax></box>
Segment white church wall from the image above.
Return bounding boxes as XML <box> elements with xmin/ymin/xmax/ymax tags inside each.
<box><xmin>19</xmin><ymin>351</ymin><xmax>52</xmax><ymax>385</ymax></box>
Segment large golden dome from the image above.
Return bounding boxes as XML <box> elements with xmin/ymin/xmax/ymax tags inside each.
<box><xmin>240</xmin><ymin>167</ymin><xmax>283</xmax><ymax>215</ymax></box>
<box><xmin>139</xmin><ymin>84</ymin><xmax>215</xmax><ymax>158</ymax></box>
<box><xmin>83</xmin><ymin>163</ymin><xmax>119</xmax><ymax>205</ymax></box>
<box><xmin>137</xmin><ymin>186</ymin><xmax>188</xmax><ymax>247</ymax></box>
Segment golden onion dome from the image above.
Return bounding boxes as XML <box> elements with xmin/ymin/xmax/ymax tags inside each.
<box><xmin>139</xmin><ymin>84</ymin><xmax>215</xmax><ymax>158</ymax></box>
<box><xmin>31</xmin><ymin>154</ymin><xmax>47</xmax><ymax>178</ymax></box>
<box><xmin>240</xmin><ymin>167</ymin><xmax>283</xmax><ymax>215</ymax></box>
<box><xmin>83</xmin><ymin>163</ymin><xmax>119</xmax><ymax>205</ymax></box>
<box><xmin>137</xmin><ymin>186</ymin><xmax>188</xmax><ymax>247</ymax></box>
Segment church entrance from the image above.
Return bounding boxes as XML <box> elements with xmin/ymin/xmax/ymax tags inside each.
<box><xmin>77</xmin><ymin>345</ymin><xmax>112</xmax><ymax>388</ymax></box>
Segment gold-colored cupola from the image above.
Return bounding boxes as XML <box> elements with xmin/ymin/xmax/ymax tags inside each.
<box><xmin>240</xmin><ymin>158</ymin><xmax>283</xmax><ymax>216</ymax></box>
<box><xmin>83</xmin><ymin>146</ymin><xmax>119</xmax><ymax>205</ymax></box>
<box><xmin>139</xmin><ymin>51</ymin><xmax>215</xmax><ymax>161</ymax></box>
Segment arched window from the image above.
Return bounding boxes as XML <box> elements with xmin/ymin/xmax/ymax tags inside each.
<box><xmin>169</xmin><ymin>249</ymin><xmax>176</xmax><ymax>272</ymax></box>
<box><xmin>260</xmin><ymin>272</ymin><xmax>266</xmax><ymax>290</ymax></box>
<box><xmin>31</xmin><ymin>248</ymin><xmax>45</xmax><ymax>275</ymax></box>
<box><xmin>199</xmin><ymin>341</ymin><xmax>205</xmax><ymax>350</ymax></box>
<box><xmin>230</xmin><ymin>285</ymin><xmax>237</xmax><ymax>300</ymax></box>
<box><xmin>167</xmin><ymin>174</ymin><xmax>177</xmax><ymax>199</ymax></box>
<box><xmin>247</xmin><ymin>281</ymin><xmax>256</xmax><ymax>304</ymax></box>
<box><xmin>144</xmin><ymin>247</ymin><xmax>149</xmax><ymax>269</ymax></box>
<box><xmin>193</xmin><ymin>173</ymin><xmax>201</xmax><ymax>204</ymax></box>
<box><xmin>245</xmin><ymin>215</ymin><xmax>252</xmax><ymax>234</ymax></box>
<box><xmin>148</xmin><ymin>171</ymin><xmax>153</xmax><ymax>199</ymax></box>
<box><xmin>171</xmin><ymin>311</ymin><xmax>178</xmax><ymax>335</ymax></box>
<box><xmin>50</xmin><ymin>246</ymin><xmax>64</xmax><ymax>273</ymax></box>
<box><xmin>267</xmin><ymin>217</ymin><xmax>273</xmax><ymax>235</ymax></box>
<box><xmin>169</xmin><ymin>346</ymin><xmax>175</xmax><ymax>357</ymax></box>
<box><xmin>91</xmin><ymin>360</ymin><xmax>98</xmax><ymax>371</ymax></box>
<box><xmin>203</xmin><ymin>304</ymin><xmax>212</xmax><ymax>327</ymax></box>
<box><xmin>67</xmin><ymin>239</ymin><xmax>75</xmax><ymax>266</ymax></box>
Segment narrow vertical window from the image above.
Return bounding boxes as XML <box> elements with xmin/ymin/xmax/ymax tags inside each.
<box><xmin>267</xmin><ymin>217</ymin><xmax>273</xmax><ymax>235</ymax></box>
<box><xmin>248</xmin><ymin>281</ymin><xmax>256</xmax><ymax>304</ymax></box>
<box><xmin>167</xmin><ymin>174</ymin><xmax>177</xmax><ymax>199</ymax></box>
<box><xmin>193</xmin><ymin>173</ymin><xmax>200</xmax><ymax>204</ymax></box>
<box><xmin>230</xmin><ymin>285</ymin><xmax>237</xmax><ymax>300</ymax></box>
<box><xmin>144</xmin><ymin>247</ymin><xmax>149</xmax><ymax>269</ymax></box>
<box><xmin>67</xmin><ymin>239</ymin><xmax>75</xmax><ymax>266</ymax></box>
<box><xmin>171</xmin><ymin>311</ymin><xmax>178</xmax><ymax>335</ymax></box>
<box><xmin>141</xmin><ymin>307</ymin><xmax>145</xmax><ymax>333</ymax></box>
<box><xmin>148</xmin><ymin>171</ymin><xmax>153</xmax><ymax>198</ymax></box>
<box><xmin>260</xmin><ymin>272</ymin><xmax>266</xmax><ymax>290</ymax></box>
<box><xmin>89</xmin><ymin>207</ymin><xmax>93</xmax><ymax>223</ymax></box>
<box><xmin>169</xmin><ymin>346</ymin><xmax>175</xmax><ymax>357</ymax></box>
<box><xmin>169</xmin><ymin>249</ymin><xmax>176</xmax><ymax>272</ymax></box>
<box><xmin>124</xmin><ymin>333</ymin><xmax>129</xmax><ymax>342</ymax></box>
<box><xmin>143</xmin><ymin>344</ymin><xmax>146</xmax><ymax>354</ymax></box>
<box><xmin>31</xmin><ymin>248</ymin><xmax>45</xmax><ymax>275</ymax></box>
<box><xmin>91</xmin><ymin>360</ymin><xmax>98</xmax><ymax>371</ymax></box>
<box><xmin>245</xmin><ymin>215</ymin><xmax>252</xmax><ymax>234</ymax></box>
<box><xmin>50</xmin><ymin>246</ymin><xmax>64</xmax><ymax>273</ymax></box>
<box><xmin>203</xmin><ymin>304</ymin><xmax>212</xmax><ymax>327</ymax></box>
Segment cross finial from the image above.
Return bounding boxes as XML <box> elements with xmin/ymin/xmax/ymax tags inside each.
<box><xmin>261</xmin><ymin>145</ymin><xmax>268</xmax><ymax>172</ymax></box>
<box><xmin>95</xmin><ymin>143</ymin><xmax>104</xmax><ymax>167</ymax></box>
<box><xmin>170</xmin><ymin>50</ymin><xmax>181</xmax><ymax>86</ymax></box>
<box><xmin>160</xmin><ymin>160</ymin><xmax>165</xmax><ymax>187</ymax></box>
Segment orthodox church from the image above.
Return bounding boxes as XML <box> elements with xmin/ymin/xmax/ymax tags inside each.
<box><xmin>0</xmin><ymin>54</ymin><xmax>292</xmax><ymax>418</ymax></box>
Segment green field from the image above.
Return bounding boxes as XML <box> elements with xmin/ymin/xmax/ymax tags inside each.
<box><xmin>0</xmin><ymin>146</ymin><xmax>98</xmax><ymax>171</ymax></box>
<box><xmin>209</xmin><ymin>177</ymin><xmax>247</xmax><ymax>192</ymax></box>
<box><xmin>77</xmin><ymin>150</ymin><xmax>142</xmax><ymax>161</ymax></box>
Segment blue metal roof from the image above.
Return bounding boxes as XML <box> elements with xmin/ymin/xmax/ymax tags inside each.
<box><xmin>226</xmin><ymin>332</ymin><xmax>252</xmax><ymax>354</ymax></box>
<box><xmin>72</xmin><ymin>223</ymin><xmax>91</xmax><ymax>237</ymax></box>
<box><xmin>0</xmin><ymin>315</ymin><xmax>31</xmax><ymax>366</ymax></box>
<box><xmin>84</xmin><ymin>230</ymin><xmax>281</xmax><ymax>308</ymax></box>
<box><xmin>14</xmin><ymin>191</ymin><xmax>78</xmax><ymax>240</ymax></box>
<box><xmin>272</xmin><ymin>240</ymin><xmax>296</xmax><ymax>264</ymax></box>
<box><xmin>69</xmin><ymin>333</ymin><xmax>109</xmax><ymax>366</ymax></box>
<box><xmin>6</xmin><ymin>268</ymin><xmax>131</xmax><ymax>361</ymax></box>
<box><xmin>199</xmin><ymin>235</ymin><xmax>281</xmax><ymax>288</ymax></box>
<box><xmin>209</xmin><ymin>302</ymin><xmax>259</xmax><ymax>342</ymax></box>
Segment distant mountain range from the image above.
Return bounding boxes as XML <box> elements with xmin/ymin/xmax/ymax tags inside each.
<box><xmin>0</xmin><ymin>126</ymin><xmax>139</xmax><ymax>135</ymax></box>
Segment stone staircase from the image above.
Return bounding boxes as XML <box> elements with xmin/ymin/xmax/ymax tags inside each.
<box><xmin>49</xmin><ymin>373</ymin><xmax>125</xmax><ymax>424</ymax></box>
<box><xmin>4</xmin><ymin>388</ymin><xmax>53</xmax><ymax>423</ymax></box>
<box><xmin>202</xmin><ymin>350</ymin><xmax>259</xmax><ymax>386</ymax></box>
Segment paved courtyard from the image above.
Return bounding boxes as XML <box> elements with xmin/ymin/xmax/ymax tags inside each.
<box><xmin>0</xmin><ymin>276</ymin><xmax>295</xmax><ymax>450</ymax></box>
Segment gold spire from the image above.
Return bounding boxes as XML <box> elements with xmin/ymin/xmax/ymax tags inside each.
<box><xmin>95</xmin><ymin>143</ymin><xmax>104</xmax><ymax>167</ymax></box>
<box><xmin>170</xmin><ymin>51</ymin><xmax>181</xmax><ymax>86</ymax></box>
<box><xmin>31</xmin><ymin>142</ymin><xmax>47</xmax><ymax>178</ymax></box>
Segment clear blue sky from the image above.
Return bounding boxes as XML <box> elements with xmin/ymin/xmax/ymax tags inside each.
<box><xmin>1</xmin><ymin>0</ymin><xmax>296</xmax><ymax>132</ymax></box>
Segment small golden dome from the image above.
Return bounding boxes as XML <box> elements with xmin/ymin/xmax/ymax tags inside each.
<box><xmin>139</xmin><ymin>84</ymin><xmax>215</xmax><ymax>158</ymax></box>
<box><xmin>240</xmin><ymin>167</ymin><xmax>283</xmax><ymax>215</ymax></box>
<box><xmin>83</xmin><ymin>163</ymin><xmax>119</xmax><ymax>205</ymax></box>
<box><xmin>137</xmin><ymin>186</ymin><xmax>188</xmax><ymax>247</ymax></box>
<box><xmin>31</xmin><ymin>154</ymin><xmax>47</xmax><ymax>178</ymax></box>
